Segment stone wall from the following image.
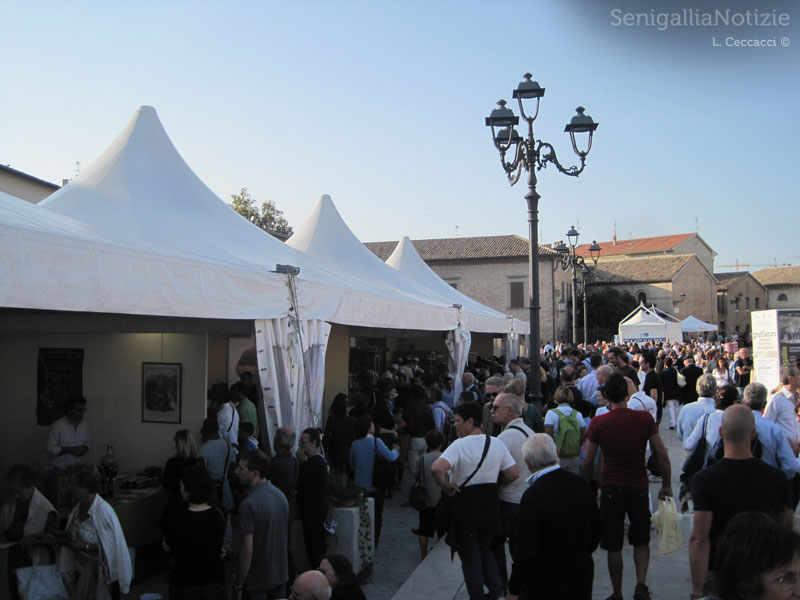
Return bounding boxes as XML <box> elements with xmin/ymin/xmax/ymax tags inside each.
<box><xmin>428</xmin><ymin>256</ymin><xmax>571</xmax><ymax>345</ymax></box>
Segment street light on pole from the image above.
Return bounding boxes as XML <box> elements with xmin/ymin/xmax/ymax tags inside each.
<box><xmin>485</xmin><ymin>73</ymin><xmax>598</xmax><ymax>402</ymax></box>
<box><xmin>555</xmin><ymin>230</ymin><xmax>601</xmax><ymax>347</ymax></box>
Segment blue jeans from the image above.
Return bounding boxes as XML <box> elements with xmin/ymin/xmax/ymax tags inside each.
<box><xmin>458</xmin><ymin>533</ymin><xmax>503</xmax><ymax>600</ymax></box>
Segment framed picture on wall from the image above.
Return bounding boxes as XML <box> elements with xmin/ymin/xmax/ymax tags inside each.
<box><xmin>142</xmin><ymin>362</ymin><xmax>182</xmax><ymax>424</ymax></box>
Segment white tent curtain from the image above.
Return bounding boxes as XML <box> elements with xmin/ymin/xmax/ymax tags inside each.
<box><xmin>446</xmin><ymin>326</ymin><xmax>471</xmax><ymax>406</ymax></box>
<box><xmin>296</xmin><ymin>318</ymin><xmax>331</xmax><ymax>431</ymax></box>
<box><xmin>504</xmin><ymin>321</ymin><xmax>519</xmax><ymax>361</ymax></box>
<box><xmin>253</xmin><ymin>316</ymin><xmax>331</xmax><ymax>449</ymax></box>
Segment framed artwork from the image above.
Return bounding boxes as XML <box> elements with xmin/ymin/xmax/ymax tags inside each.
<box><xmin>142</xmin><ymin>362</ymin><xmax>182</xmax><ymax>424</ymax></box>
<box><xmin>37</xmin><ymin>348</ymin><xmax>84</xmax><ymax>426</ymax></box>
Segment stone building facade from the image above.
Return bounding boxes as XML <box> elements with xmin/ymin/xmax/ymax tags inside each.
<box><xmin>715</xmin><ymin>272</ymin><xmax>768</xmax><ymax>338</ymax></box>
<box><xmin>754</xmin><ymin>266</ymin><xmax>800</xmax><ymax>309</ymax></box>
<box><xmin>587</xmin><ymin>254</ymin><xmax>718</xmax><ymax>325</ymax></box>
<box><xmin>365</xmin><ymin>235</ymin><xmax>572</xmax><ymax>345</ymax></box>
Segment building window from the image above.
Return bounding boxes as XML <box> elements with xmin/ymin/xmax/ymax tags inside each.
<box><xmin>718</xmin><ymin>296</ymin><xmax>726</xmax><ymax>314</ymax></box>
<box><xmin>778</xmin><ymin>293</ymin><xmax>788</xmax><ymax>301</ymax></box>
<box><xmin>448</xmin><ymin>282</ymin><xmax>458</xmax><ymax>290</ymax></box>
<box><xmin>509</xmin><ymin>281</ymin><xmax>525</xmax><ymax>308</ymax></box>
<box><xmin>745</xmin><ymin>297</ymin><xmax>750</xmax><ymax>310</ymax></box>
<box><xmin>755</xmin><ymin>297</ymin><xmax>760</xmax><ymax>309</ymax></box>
<box><xmin>734</xmin><ymin>296</ymin><xmax>741</xmax><ymax>311</ymax></box>
<box><xmin>637</xmin><ymin>291</ymin><xmax>647</xmax><ymax>305</ymax></box>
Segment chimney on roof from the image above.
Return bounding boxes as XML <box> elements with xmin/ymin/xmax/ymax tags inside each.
<box><xmin>612</xmin><ymin>234</ymin><xmax>617</xmax><ymax>246</ymax></box>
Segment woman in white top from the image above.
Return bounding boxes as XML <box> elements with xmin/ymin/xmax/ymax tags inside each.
<box><xmin>58</xmin><ymin>465</ymin><xmax>131</xmax><ymax>600</ymax></box>
<box><xmin>713</xmin><ymin>358</ymin><xmax>730</xmax><ymax>389</ymax></box>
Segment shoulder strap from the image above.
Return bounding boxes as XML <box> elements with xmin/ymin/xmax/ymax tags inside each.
<box><xmin>226</xmin><ymin>402</ymin><xmax>235</xmax><ymax>432</ymax></box>
<box><xmin>459</xmin><ymin>434</ymin><xmax>492</xmax><ymax>489</ymax></box>
<box><xmin>635</xmin><ymin>397</ymin><xmax>647</xmax><ymax>411</ymax></box>
<box><xmin>507</xmin><ymin>425</ymin><xmax>530</xmax><ymax>438</ymax></box>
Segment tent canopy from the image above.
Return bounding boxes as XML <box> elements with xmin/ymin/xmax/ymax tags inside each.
<box><xmin>38</xmin><ymin>106</ymin><xmax>457</xmax><ymax>330</ymax></box>
<box><xmin>287</xmin><ymin>195</ymin><xmax>458</xmax><ymax>331</ymax></box>
<box><xmin>0</xmin><ymin>191</ymin><xmax>290</xmax><ymax>319</ymax></box>
<box><xmin>618</xmin><ymin>304</ymin><xmax>682</xmax><ymax>344</ymax></box>
<box><xmin>384</xmin><ymin>236</ymin><xmax>529</xmax><ymax>335</ymax></box>
<box><xmin>681</xmin><ymin>315</ymin><xmax>718</xmax><ymax>333</ymax></box>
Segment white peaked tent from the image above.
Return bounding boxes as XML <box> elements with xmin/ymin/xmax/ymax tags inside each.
<box><xmin>37</xmin><ymin>105</ymin><xmax>457</xmax><ymax>437</ymax></box>
<box><xmin>384</xmin><ymin>236</ymin><xmax>530</xmax><ymax>392</ymax></box>
<box><xmin>0</xmin><ymin>191</ymin><xmax>290</xmax><ymax>318</ymax></box>
<box><xmin>288</xmin><ymin>197</ymin><xmax>486</xmax><ymax>394</ymax></box>
<box><xmin>385</xmin><ymin>237</ymin><xmax>529</xmax><ymax>336</ymax></box>
<box><xmin>287</xmin><ymin>196</ymin><xmax>458</xmax><ymax>316</ymax></box>
<box><xmin>681</xmin><ymin>315</ymin><xmax>718</xmax><ymax>334</ymax></box>
<box><xmin>618</xmin><ymin>304</ymin><xmax>682</xmax><ymax>344</ymax></box>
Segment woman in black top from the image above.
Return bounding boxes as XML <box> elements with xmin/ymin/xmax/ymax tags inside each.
<box><xmin>324</xmin><ymin>394</ymin><xmax>356</xmax><ymax>469</ymax></box>
<box><xmin>319</xmin><ymin>553</ymin><xmax>366</xmax><ymax>600</ymax></box>
<box><xmin>160</xmin><ymin>429</ymin><xmax>202</xmax><ymax>531</ymax></box>
<box><xmin>163</xmin><ymin>464</ymin><xmax>225</xmax><ymax>600</ymax></box>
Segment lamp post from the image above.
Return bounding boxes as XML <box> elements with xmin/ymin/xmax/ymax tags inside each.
<box><xmin>555</xmin><ymin>228</ymin><xmax>601</xmax><ymax>347</ymax></box>
<box><xmin>486</xmin><ymin>73</ymin><xmax>598</xmax><ymax>402</ymax></box>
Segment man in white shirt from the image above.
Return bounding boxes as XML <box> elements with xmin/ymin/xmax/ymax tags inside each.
<box><xmin>677</xmin><ymin>375</ymin><xmax>718</xmax><ymax>443</ymax></box>
<box><xmin>46</xmin><ymin>395</ymin><xmax>91</xmax><ymax>468</ymax></box>
<box><xmin>764</xmin><ymin>365</ymin><xmax>799</xmax><ymax>443</ymax></box>
<box><xmin>490</xmin><ymin>393</ymin><xmax>534</xmax><ymax>596</ymax></box>
<box><xmin>432</xmin><ymin>401</ymin><xmax>517</xmax><ymax>600</ymax></box>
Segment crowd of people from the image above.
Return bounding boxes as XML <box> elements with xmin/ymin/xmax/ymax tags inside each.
<box><xmin>4</xmin><ymin>338</ymin><xmax>800</xmax><ymax>600</ymax></box>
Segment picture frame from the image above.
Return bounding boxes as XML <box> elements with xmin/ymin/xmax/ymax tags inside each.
<box><xmin>141</xmin><ymin>362</ymin><xmax>182</xmax><ymax>424</ymax></box>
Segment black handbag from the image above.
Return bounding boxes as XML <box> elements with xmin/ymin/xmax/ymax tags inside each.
<box><xmin>372</xmin><ymin>437</ymin><xmax>397</xmax><ymax>489</ymax></box>
<box><xmin>435</xmin><ymin>434</ymin><xmax>491</xmax><ymax>537</ymax></box>
<box><xmin>681</xmin><ymin>413</ymin><xmax>709</xmax><ymax>484</ymax></box>
<box><xmin>408</xmin><ymin>457</ymin><xmax>426</xmax><ymax>511</ymax></box>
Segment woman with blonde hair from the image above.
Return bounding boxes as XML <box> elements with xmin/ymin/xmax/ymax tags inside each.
<box><xmin>160</xmin><ymin>429</ymin><xmax>202</xmax><ymax>530</ymax></box>
<box><xmin>543</xmin><ymin>387</ymin><xmax>586</xmax><ymax>474</ymax></box>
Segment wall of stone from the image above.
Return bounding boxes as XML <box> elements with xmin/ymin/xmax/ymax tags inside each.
<box><xmin>428</xmin><ymin>257</ymin><xmax>570</xmax><ymax>345</ymax></box>
<box><xmin>767</xmin><ymin>286</ymin><xmax>800</xmax><ymax>310</ymax></box>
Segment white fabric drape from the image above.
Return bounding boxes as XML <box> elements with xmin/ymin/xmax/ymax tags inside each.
<box><xmin>504</xmin><ymin>325</ymin><xmax>519</xmax><ymax>361</ymax></box>
<box><xmin>253</xmin><ymin>317</ymin><xmax>331</xmax><ymax>449</ymax></box>
<box><xmin>446</xmin><ymin>326</ymin><xmax>471</xmax><ymax>406</ymax></box>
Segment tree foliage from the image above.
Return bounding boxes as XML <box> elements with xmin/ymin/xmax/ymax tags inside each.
<box><xmin>577</xmin><ymin>286</ymin><xmax>639</xmax><ymax>331</ymax></box>
<box><xmin>230</xmin><ymin>187</ymin><xmax>293</xmax><ymax>236</ymax></box>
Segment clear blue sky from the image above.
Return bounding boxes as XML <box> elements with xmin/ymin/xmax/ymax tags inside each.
<box><xmin>1</xmin><ymin>0</ymin><xmax>797</xmax><ymax>270</ymax></box>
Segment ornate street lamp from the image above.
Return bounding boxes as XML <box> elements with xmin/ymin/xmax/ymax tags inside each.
<box><xmin>486</xmin><ymin>73</ymin><xmax>598</xmax><ymax>401</ymax></box>
<box><xmin>556</xmin><ymin>230</ymin><xmax>601</xmax><ymax>347</ymax></box>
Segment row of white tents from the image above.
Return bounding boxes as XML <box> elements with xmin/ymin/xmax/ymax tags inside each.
<box><xmin>1</xmin><ymin>105</ymin><xmax>528</xmax><ymax>444</ymax></box>
<box><xmin>618</xmin><ymin>304</ymin><xmax>717</xmax><ymax>344</ymax></box>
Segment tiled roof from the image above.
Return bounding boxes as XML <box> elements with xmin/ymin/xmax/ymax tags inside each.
<box><xmin>364</xmin><ymin>235</ymin><xmax>559</xmax><ymax>262</ymax></box>
<box><xmin>714</xmin><ymin>271</ymin><xmax>748</xmax><ymax>291</ymax></box>
<box><xmin>589</xmin><ymin>255</ymin><xmax>695</xmax><ymax>284</ymax></box>
<box><xmin>575</xmin><ymin>233</ymin><xmax>695</xmax><ymax>258</ymax></box>
<box><xmin>753</xmin><ymin>266</ymin><xmax>800</xmax><ymax>286</ymax></box>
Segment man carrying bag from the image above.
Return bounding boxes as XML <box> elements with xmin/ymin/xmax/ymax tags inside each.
<box><xmin>431</xmin><ymin>401</ymin><xmax>518</xmax><ymax>600</ymax></box>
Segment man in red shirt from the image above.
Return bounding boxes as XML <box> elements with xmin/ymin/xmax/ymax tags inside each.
<box><xmin>581</xmin><ymin>373</ymin><xmax>672</xmax><ymax>600</ymax></box>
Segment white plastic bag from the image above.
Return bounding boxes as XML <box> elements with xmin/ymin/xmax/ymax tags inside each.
<box><xmin>653</xmin><ymin>496</ymin><xmax>683</xmax><ymax>555</ymax></box>
<box><xmin>15</xmin><ymin>564</ymin><xmax>69</xmax><ymax>600</ymax></box>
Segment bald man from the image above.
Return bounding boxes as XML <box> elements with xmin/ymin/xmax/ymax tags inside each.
<box><xmin>290</xmin><ymin>570</ymin><xmax>331</xmax><ymax>600</ymax></box>
<box><xmin>689</xmin><ymin>405</ymin><xmax>792</xmax><ymax>599</ymax></box>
